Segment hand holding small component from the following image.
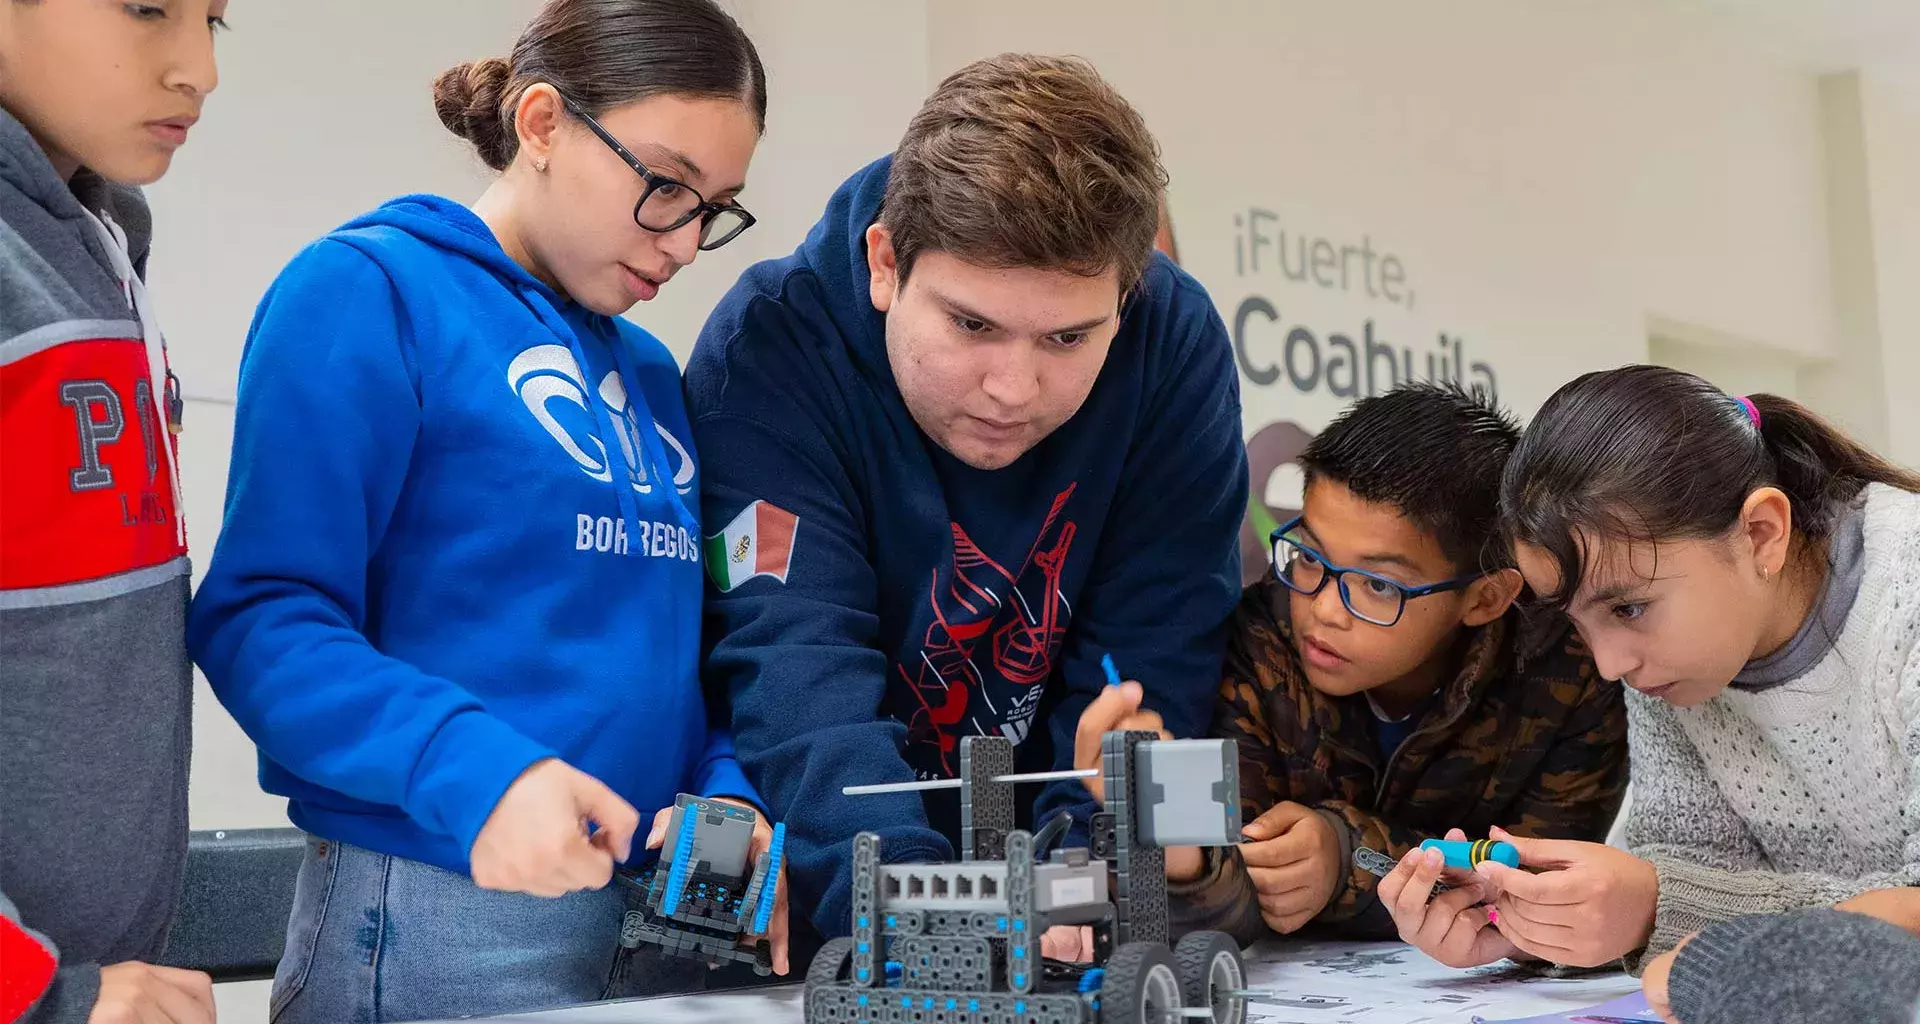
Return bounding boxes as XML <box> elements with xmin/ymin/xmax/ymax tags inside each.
<box><xmin>1070</xmin><ymin>680</ymin><xmax>1201</xmax><ymax>883</ymax></box>
<box><xmin>1377</xmin><ymin>828</ymin><xmax>1514</xmax><ymax>968</ymax></box>
<box><xmin>1072</xmin><ymin>680</ymin><xmax>1171</xmax><ymax>804</ymax></box>
<box><xmin>1237</xmin><ymin>801</ymin><xmax>1344</xmax><ymax>934</ymax></box>
<box><xmin>470</xmin><ymin>758</ymin><xmax>638</xmax><ymax>898</ymax></box>
<box><xmin>645</xmin><ymin>797</ymin><xmax>791</xmax><ymax>975</ymax></box>
<box><xmin>1476</xmin><ymin>826</ymin><xmax>1659</xmax><ymax>967</ymax></box>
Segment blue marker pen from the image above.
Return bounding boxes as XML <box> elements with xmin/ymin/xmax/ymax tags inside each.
<box><xmin>1101</xmin><ymin>653</ymin><xmax>1123</xmax><ymax>689</ymax></box>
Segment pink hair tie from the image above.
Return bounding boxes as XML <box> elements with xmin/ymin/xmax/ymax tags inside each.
<box><xmin>1734</xmin><ymin>395</ymin><xmax>1761</xmax><ymax>429</ymax></box>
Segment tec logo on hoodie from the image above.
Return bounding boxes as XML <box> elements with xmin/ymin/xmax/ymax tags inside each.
<box><xmin>506</xmin><ymin>342</ymin><xmax>700</xmax><ymax>561</ymax></box>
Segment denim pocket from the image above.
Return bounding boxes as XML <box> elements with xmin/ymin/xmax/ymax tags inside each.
<box><xmin>269</xmin><ymin>836</ymin><xmax>342</xmax><ymax>1023</ymax></box>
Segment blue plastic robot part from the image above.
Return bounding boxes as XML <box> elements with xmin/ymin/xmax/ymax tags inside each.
<box><xmin>751</xmin><ymin>821</ymin><xmax>787</xmax><ymax>934</ymax></box>
<box><xmin>661</xmin><ymin>808</ymin><xmax>699</xmax><ymax>916</ymax></box>
<box><xmin>1419</xmin><ymin>838</ymin><xmax>1520</xmax><ymax>870</ymax></box>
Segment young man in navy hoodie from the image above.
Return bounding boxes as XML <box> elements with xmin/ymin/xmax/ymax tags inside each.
<box><xmin>686</xmin><ymin>54</ymin><xmax>1249</xmax><ymax>949</ymax></box>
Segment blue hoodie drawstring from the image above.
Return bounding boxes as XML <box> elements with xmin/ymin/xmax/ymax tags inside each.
<box><xmin>518</xmin><ymin>291</ymin><xmax>659</xmax><ymax>558</ymax></box>
<box><xmin>605</xmin><ymin>331</ymin><xmax>698</xmax><ymax>536</ymax></box>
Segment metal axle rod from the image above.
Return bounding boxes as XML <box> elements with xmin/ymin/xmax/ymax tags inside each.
<box><xmin>994</xmin><ymin>768</ymin><xmax>1100</xmax><ymax>785</ymax></box>
<box><xmin>842</xmin><ymin>767</ymin><xmax>1099</xmax><ymax>797</ymax></box>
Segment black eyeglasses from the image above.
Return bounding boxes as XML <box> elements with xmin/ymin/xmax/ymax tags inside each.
<box><xmin>1270</xmin><ymin>517</ymin><xmax>1482</xmax><ymax>627</ymax></box>
<box><xmin>563</xmin><ymin>99</ymin><xmax>755</xmax><ymax>251</ymax></box>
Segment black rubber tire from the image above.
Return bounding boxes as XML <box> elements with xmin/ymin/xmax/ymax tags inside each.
<box><xmin>803</xmin><ymin>937</ymin><xmax>857</xmax><ymax>1024</ymax></box>
<box><xmin>808</xmin><ymin>936</ymin><xmax>855</xmax><ymax>987</ymax></box>
<box><xmin>1100</xmin><ymin>941</ymin><xmax>1184</xmax><ymax>1024</ymax></box>
<box><xmin>1174</xmin><ymin>931</ymin><xmax>1246</xmax><ymax>1024</ymax></box>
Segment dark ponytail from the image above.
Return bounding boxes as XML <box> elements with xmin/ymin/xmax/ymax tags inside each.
<box><xmin>1747</xmin><ymin>392</ymin><xmax>1920</xmax><ymax>533</ymax></box>
<box><xmin>432</xmin><ymin>0</ymin><xmax>766</xmax><ymax>172</ymax></box>
<box><xmin>1501</xmin><ymin>364</ymin><xmax>1920</xmax><ymax>604</ymax></box>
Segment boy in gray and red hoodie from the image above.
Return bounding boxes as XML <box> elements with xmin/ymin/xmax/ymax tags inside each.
<box><xmin>1</xmin><ymin>3</ymin><xmax>227</xmax><ymax>1022</ymax></box>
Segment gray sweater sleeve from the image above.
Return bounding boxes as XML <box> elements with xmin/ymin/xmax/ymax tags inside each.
<box><xmin>1620</xmin><ymin>692</ymin><xmax>1768</xmax><ymax>959</ymax></box>
<box><xmin>1622</xmin><ymin>689</ymin><xmax>1920</xmax><ymax>962</ymax></box>
<box><xmin>1668</xmin><ymin>907</ymin><xmax>1920</xmax><ymax>1024</ymax></box>
<box><xmin>1</xmin><ymin>886</ymin><xmax>101</xmax><ymax>1024</ymax></box>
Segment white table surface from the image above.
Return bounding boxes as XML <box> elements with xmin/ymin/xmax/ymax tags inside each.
<box><xmin>418</xmin><ymin>939</ymin><xmax>1641</xmax><ymax>1024</ymax></box>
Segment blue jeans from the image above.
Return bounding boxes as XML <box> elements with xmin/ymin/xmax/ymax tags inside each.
<box><xmin>270</xmin><ymin>836</ymin><xmax>710</xmax><ymax>1023</ymax></box>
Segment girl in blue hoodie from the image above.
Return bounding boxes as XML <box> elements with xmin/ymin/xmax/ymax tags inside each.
<box><xmin>187</xmin><ymin>2</ymin><xmax>780</xmax><ymax>1019</ymax></box>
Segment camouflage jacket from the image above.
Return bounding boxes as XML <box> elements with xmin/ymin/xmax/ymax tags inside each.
<box><xmin>1168</xmin><ymin>573</ymin><xmax>1627</xmax><ymax>946</ymax></box>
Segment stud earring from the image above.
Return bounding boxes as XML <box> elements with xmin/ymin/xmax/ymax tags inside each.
<box><xmin>1760</xmin><ymin>565</ymin><xmax>1771</xmax><ymax>582</ymax></box>
<box><xmin>532</xmin><ymin>157</ymin><xmax>548</xmax><ymax>172</ymax></box>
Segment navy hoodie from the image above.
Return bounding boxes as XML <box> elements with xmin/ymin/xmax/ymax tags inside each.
<box><xmin>189</xmin><ymin>195</ymin><xmax>755</xmax><ymax>875</ymax></box>
<box><xmin>686</xmin><ymin>158</ymin><xmax>1248</xmax><ymax>938</ymax></box>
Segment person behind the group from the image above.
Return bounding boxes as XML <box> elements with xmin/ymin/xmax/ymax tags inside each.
<box><xmin>1379</xmin><ymin>364</ymin><xmax>1920</xmax><ymax>972</ymax></box>
<box><xmin>685</xmin><ymin>54</ymin><xmax>1248</xmax><ymax>952</ymax></box>
<box><xmin>1154</xmin><ymin>384</ymin><xmax>1625</xmax><ymax>951</ymax></box>
<box><xmin>1</xmin><ymin>2</ymin><xmax>228</xmax><ymax>1022</ymax></box>
<box><xmin>186</xmin><ymin>2</ymin><xmax>783</xmax><ymax>1020</ymax></box>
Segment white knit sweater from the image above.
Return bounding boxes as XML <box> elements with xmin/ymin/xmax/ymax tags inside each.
<box><xmin>1624</xmin><ymin>483</ymin><xmax>1920</xmax><ymax>960</ymax></box>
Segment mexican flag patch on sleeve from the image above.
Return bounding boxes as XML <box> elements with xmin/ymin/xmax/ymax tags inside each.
<box><xmin>704</xmin><ymin>500</ymin><xmax>799</xmax><ymax>592</ymax></box>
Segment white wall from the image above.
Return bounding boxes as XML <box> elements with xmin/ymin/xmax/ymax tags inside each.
<box><xmin>1856</xmin><ymin>75</ymin><xmax>1920</xmax><ymax>465</ymax></box>
<box><xmin>923</xmin><ymin>0</ymin><xmax>1841</xmax><ymax>439</ymax></box>
<box><xmin>1798</xmin><ymin>70</ymin><xmax>1920</xmax><ymax>462</ymax></box>
<box><xmin>1648</xmin><ymin>335</ymin><xmax>1805</xmax><ymax>400</ymax></box>
<box><xmin>1799</xmin><ymin>71</ymin><xmax>1892</xmax><ymax>449</ymax></box>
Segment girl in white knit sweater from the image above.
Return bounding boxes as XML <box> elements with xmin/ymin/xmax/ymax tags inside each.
<box><xmin>1377</xmin><ymin>365</ymin><xmax>1920</xmax><ymax>1000</ymax></box>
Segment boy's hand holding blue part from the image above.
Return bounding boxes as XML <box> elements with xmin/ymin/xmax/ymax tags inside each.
<box><xmin>1071</xmin><ymin>668</ymin><xmax>1202</xmax><ymax>879</ymax></box>
<box><xmin>1376</xmin><ymin>827</ymin><xmax>1516</xmax><ymax>969</ymax></box>
<box><xmin>1072</xmin><ymin>670</ymin><xmax>1171</xmax><ymax>805</ymax></box>
<box><xmin>1050</xmin><ymin>666</ymin><xmax>1197</xmax><ymax>964</ymax></box>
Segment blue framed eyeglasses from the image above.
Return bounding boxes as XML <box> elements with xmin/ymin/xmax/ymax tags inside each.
<box><xmin>1269</xmin><ymin>517</ymin><xmax>1482</xmax><ymax>626</ymax></box>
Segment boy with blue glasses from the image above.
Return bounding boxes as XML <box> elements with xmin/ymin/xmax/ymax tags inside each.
<box><xmin>1165</xmin><ymin>383</ymin><xmax>1628</xmax><ymax>947</ymax></box>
